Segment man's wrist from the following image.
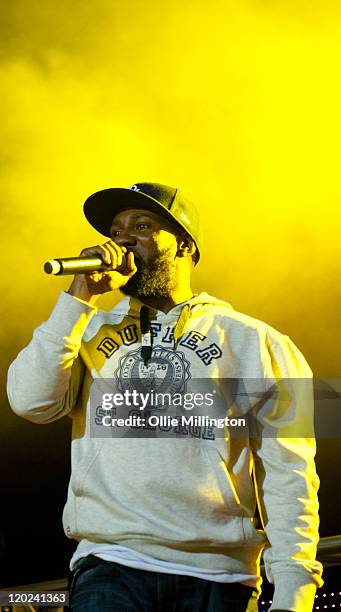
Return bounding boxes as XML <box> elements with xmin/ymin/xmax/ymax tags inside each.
<box><xmin>67</xmin><ymin>278</ymin><xmax>100</xmax><ymax>306</ymax></box>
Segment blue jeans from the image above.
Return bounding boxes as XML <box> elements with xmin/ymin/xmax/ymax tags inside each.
<box><xmin>69</xmin><ymin>555</ymin><xmax>259</xmax><ymax>611</ymax></box>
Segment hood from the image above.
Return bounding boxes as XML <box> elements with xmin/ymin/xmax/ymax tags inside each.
<box><xmin>109</xmin><ymin>293</ymin><xmax>234</xmax><ymax>361</ymax></box>
<box><xmin>110</xmin><ymin>292</ymin><xmax>233</xmax><ymax>319</ymax></box>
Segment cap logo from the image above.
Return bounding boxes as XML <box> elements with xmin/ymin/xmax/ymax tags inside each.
<box><xmin>129</xmin><ymin>184</ymin><xmax>141</xmax><ymax>192</ymax></box>
<box><xmin>180</xmin><ymin>212</ymin><xmax>189</xmax><ymax>223</ymax></box>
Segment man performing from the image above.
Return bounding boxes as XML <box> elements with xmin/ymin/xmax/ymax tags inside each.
<box><xmin>7</xmin><ymin>182</ymin><xmax>323</xmax><ymax>611</ymax></box>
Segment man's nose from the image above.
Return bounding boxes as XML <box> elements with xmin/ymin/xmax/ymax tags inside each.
<box><xmin>115</xmin><ymin>231</ymin><xmax>137</xmax><ymax>249</ymax></box>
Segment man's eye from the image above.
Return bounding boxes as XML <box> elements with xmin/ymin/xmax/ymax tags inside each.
<box><xmin>137</xmin><ymin>223</ymin><xmax>149</xmax><ymax>230</ymax></box>
<box><xmin>111</xmin><ymin>230</ymin><xmax>120</xmax><ymax>237</ymax></box>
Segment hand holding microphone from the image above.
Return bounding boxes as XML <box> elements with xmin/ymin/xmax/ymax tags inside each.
<box><xmin>45</xmin><ymin>241</ymin><xmax>138</xmax><ymax>305</ymax></box>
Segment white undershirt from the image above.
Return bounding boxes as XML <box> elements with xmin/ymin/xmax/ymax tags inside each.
<box><xmin>70</xmin><ymin>541</ymin><xmax>258</xmax><ymax>588</ymax></box>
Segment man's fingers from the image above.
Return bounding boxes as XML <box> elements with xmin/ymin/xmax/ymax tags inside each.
<box><xmin>100</xmin><ymin>245</ymin><xmax>114</xmax><ymax>266</ymax></box>
<box><xmin>104</xmin><ymin>241</ymin><xmax>125</xmax><ymax>269</ymax></box>
<box><xmin>79</xmin><ymin>241</ymin><xmax>126</xmax><ymax>269</ymax></box>
<box><xmin>125</xmin><ymin>251</ymin><xmax>137</xmax><ymax>275</ymax></box>
<box><xmin>79</xmin><ymin>245</ymin><xmax>110</xmax><ymax>265</ymax></box>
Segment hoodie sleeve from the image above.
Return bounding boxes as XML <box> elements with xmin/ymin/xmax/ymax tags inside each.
<box><xmin>7</xmin><ymin>291</ymin><xmax>97</xmax><ymax>424</ymax></box>
<box><xmin>251</xmin><ymin>332</ymin><xmax>323</xmax><ymax>612</ymax></box>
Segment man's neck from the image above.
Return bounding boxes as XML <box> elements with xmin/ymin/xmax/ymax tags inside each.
<box><xmin>137</xmin><ymin>286</ymin><xmax>195</xmax><ymax>313</ymax></box>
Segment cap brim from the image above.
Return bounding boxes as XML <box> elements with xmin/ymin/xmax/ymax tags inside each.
<box><xmin>84</xmin><ymin>188</ymin><xmax>181</xmax><ymax>237</ymax></box>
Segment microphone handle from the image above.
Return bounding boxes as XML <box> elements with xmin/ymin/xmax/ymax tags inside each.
<box><xmin>44</xmin><ymin>257</ymin><xmax>109</xmax><ymax>275</ymax></box>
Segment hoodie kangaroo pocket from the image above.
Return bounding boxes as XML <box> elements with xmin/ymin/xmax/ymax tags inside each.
<box><xmin>202</xmin><ymin>447</ymin><xmax>244</xmax><ymax>516</ymax></box>
<box><xmin>70</xmin><ymin>438</ymin><xmax>105</xmax><ymax>496</ymax></box>
<box><xmin>63</xmin><ymin>439</ymin><xmax>105</xmax><ymax>538</ymax></box>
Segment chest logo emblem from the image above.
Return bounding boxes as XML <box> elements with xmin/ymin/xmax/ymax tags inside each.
<box><xmin>114</xmin><ymin>345</ymin><xmax>191</xmax><ymax>401</ymax></box>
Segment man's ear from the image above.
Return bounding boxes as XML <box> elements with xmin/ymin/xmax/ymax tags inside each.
<box><xmin>177</xmin><ymin>232</ymin><xmax>196</xmax><ymax>259</ymax></box>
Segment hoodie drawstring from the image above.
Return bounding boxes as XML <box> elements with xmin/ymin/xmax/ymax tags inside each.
<box><xmin>140</xmin><ymin>305</ymin><xmax>152</xmax><ymax>365</ymax></box>
<box><xmin>173</xmin><ymin>304</ymin><xmax>192</xmax><ymax>350</ymax></box>
<box><xmin>140</xmin><ymin>302</ymin><xmax>195</xmax><ymax>363</ymax></box>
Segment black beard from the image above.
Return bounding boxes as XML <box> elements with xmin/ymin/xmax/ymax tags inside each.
<box><xmin>120</xmin><ymin>247</ymin><xmax>176</xmax><ymax>299</ymax></box>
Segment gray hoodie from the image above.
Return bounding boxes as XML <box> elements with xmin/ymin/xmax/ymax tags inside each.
<box><xmin>7</xmin><ymin>291</ymin><xmax>323</xmax><ymax>611</ymax></box>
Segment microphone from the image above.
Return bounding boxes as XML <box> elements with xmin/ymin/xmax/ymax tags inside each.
<box><xmin>44</xmin><ymin>256</ymin><xmax>109</xmax><ymax>275</ymax></box>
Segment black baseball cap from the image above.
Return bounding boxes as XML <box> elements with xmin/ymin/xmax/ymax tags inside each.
<box><xmin>83</xmin><ymin>182</ymin><xmax>202</xmax><ymax>263</ymax></box>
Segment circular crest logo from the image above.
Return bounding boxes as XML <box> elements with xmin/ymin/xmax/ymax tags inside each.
<box><xmin>114</xmin><ymin>345</ymin><xmax>191</xmax><ymax>406</ymax></box>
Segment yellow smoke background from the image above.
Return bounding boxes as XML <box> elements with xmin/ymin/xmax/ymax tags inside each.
<box><xmin>1</xmin><ymin>0</ymin><xmax>341</xmax><ymax>378</ymax></box>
